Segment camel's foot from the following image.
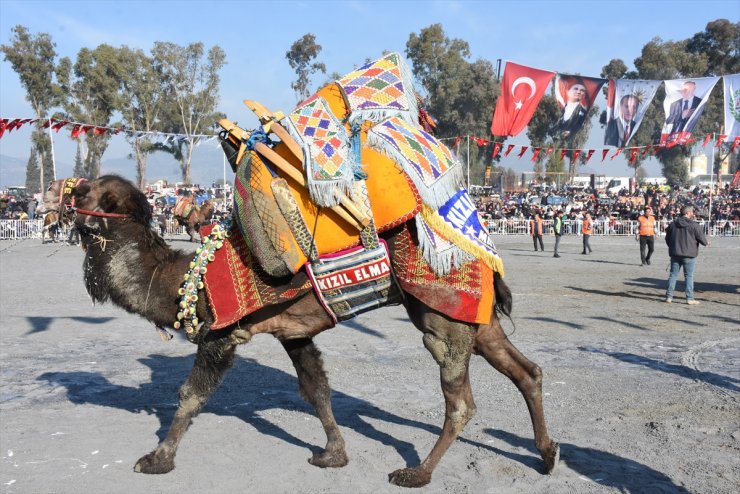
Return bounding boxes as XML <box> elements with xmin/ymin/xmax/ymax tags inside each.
<box><xmin>542</xmin><ymin>441</ymin><xmax>560</xmax><ymax>474</ymax></box>
<box><xmin>308</xmin><ymin>447</ymin><xmax>348</xmax><ymax>468</ymax></box>
<box><xmin>388</xmin><ymin>467</ymin><xmax>432</xmax><ymax>488</ymax></box>
<box><xmin>134</xmin><ymin>448</ymin><xmax>175</xmax><ymax>474</ymax></box>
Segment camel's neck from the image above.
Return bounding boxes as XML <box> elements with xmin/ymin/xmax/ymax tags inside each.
<box><xmin>83</xmin><ymin>223</ymin><xmax>190</xmax><ymax>328</ymax></box>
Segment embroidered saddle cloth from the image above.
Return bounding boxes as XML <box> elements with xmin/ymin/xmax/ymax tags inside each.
<box><xmin>227</xmin><ymin>52</ymin><xmax>504</xmax><ymax>303</ymax></box>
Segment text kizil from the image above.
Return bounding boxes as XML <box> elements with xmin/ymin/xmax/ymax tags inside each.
<box><xmin>316</xmin><ymin>258</ymin><xmax>391</xmax><ymax>291</ymax></box>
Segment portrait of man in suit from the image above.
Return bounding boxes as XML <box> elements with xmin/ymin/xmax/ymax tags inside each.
<box><xmin>551</xmin><ymin>82</ymin><xmax>589</xmax><ymax>140</ymax></box>
<box><xmin>605</xmin><ymin>94</ymin><xmax>639</xmax><ymax>147</ymax></box>
<box><xmin>665</xmin><ymin>81</ymin><xmax>703</xmax><ymax>134</ymax></box>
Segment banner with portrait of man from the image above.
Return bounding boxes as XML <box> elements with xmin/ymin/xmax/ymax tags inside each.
<box><xmin>723</xmin><ymin>73</ymin><xmax>740</xmax><ymax>139</ymax></box>
<box><xmin>660</xmin><ymin>77</ymin><xmax>720</xmax><ymax>147</ymax></box>
<box><xmin>603</xmin><ymin>79</ymin><xmax>660</xmax><ymax>148</ymax></box>
<box><xmin>550</xmin><ymin>74</ymin><xmax>606</xmax><ymax>142</ymax></box>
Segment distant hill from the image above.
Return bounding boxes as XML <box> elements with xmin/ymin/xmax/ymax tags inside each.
<box><xmin>1</xmin><ymin>146</ymin><xmax>230</xmax><ymax>190</ymax></box>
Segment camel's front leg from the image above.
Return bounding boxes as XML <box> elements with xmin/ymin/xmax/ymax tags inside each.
<box><xmin>389</xmin><ymin>328</ymin><xmax>477</xmax><ymax>488</ymax></box>
<box><xmin>135</xmin><ymin>334</ymin><xmax>236</xmax><ymax>474</ymax></box>
<box><xmin>281</xmin><ymin>338</ymin><xmax>348</xmax><ymax>468</ymax></box>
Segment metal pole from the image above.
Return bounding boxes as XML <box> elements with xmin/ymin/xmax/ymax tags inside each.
<box><xmin>709</xmin><ymin>133</ymin><xmax>714</xmax><ymax>222</ymax></box>
<box><xmin>467</xmin><ymin>135</ymin><xmax>470</xmax><ymax>190</ymax></box>
<box><xmin>47</xmin><ymin>118</ymin><xmax>57</xmax><ymax>181</ymax></box>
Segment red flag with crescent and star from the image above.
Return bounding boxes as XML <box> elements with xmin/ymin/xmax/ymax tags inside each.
<box><xmin>491</xmin><ymin>61</ymin><xmax>555</xmax><ymax>137</ymax></box>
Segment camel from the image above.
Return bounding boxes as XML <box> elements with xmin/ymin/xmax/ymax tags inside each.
<box><xmin>58</xmin><ymin>174</ymin><xmax>559</xmax><ymax>488</ymax></box>
<box><xmin>41</xmin><ymin>210</ymin><xmax>62</xmax><ymax>243</ymax></box>
<box><xmin>173</xmin><ymin>197</ymin><xmax>214</xmax><ymax>242</ymax></box>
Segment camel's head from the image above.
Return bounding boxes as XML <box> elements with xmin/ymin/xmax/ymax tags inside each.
<box><xmin>43</xmin><ymin>180</ymin><xmax>64</xmax><ymax>211</ymax></box>
<box><xmin>71</xmin><ymin>175</ymin><xmax>153</xmax><ymax>232</ymax></box>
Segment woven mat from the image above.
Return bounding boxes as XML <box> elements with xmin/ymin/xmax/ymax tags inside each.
<box><xmin>201</xmin><ymin>224</ymin><xmax>313</xmax><ymax>330</ymax></box>
<box><xmin>285</xmin><ymin>96</ymin><xmax>356</xmax><ymax>207</ymax></box>
<box><xmin>337</xmin><ymin>52</ymin><xmax>418</xmax><ymax>127</ymax></box>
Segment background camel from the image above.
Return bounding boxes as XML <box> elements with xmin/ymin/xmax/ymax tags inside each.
<box><xmin>55</xmin><ymin>175</ymin><xmax>558</xmax><ymax>488</ymax></box>
<box><xmin>173</xmin><ymin>197</ymin><xmax>214</xmax><ymax>242</ymax></box>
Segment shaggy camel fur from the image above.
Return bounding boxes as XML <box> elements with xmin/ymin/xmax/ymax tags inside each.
<box><xmin>61</xmin><ymin>175</ymin><xmax>558</xmax><ymax>488</ymax></box>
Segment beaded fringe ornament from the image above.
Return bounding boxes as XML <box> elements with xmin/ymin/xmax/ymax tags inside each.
<box><xmin>174</xmin><ymin>222</ymin><xmax>230</xmax><ymax>334</ymax></box>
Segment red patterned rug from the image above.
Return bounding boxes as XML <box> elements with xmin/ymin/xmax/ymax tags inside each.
<box><xmin>388</xmin><ymin>223</ymin><xmax>493</xmax><ymax>325</ymax></box>
<box><xmin>200</xmin><ymin>224</ymin><xmax>313</xmax><ymax>330</ymax></box>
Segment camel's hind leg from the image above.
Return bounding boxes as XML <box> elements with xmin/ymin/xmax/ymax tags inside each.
<box><xmin>135</xmin><ymin>333</ymin><xmax>236</xmax><ymax>474</ymax></box>
<box><xmin>389</xmin><ymin>310</ymin><xmax>477</xmax><ymax>488</ymax></box>
<box><xmin>281</xmin><ymin>338</ymin><xmax>348</xmax><ymax>468</ymax></box>
<box><xmin>474</xmin><ymin>319</ymin><xmax>560</xmax><ymax>473</ymax></box>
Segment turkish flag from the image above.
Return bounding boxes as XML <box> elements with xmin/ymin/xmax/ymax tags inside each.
<box><xmin>491</xmin><ymin>61</ymin><xmax>555</xmax><ymax>137</ymax></box>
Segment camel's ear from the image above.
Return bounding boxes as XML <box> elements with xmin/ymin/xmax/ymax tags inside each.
<box><xmin>73</xmin><ymin>181</ymin><xmax>91</xmax><ymax>200</ymax></box>
<box><xmin>99</xmin><ymin>191</ymin><xmax>119</xmax><ymax>213</ymax></box>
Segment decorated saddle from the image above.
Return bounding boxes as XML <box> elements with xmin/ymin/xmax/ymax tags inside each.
<box><xmin>208</xmin><ymin>52</ymin><xmax>504</xmax><ymax>327</ymax></box>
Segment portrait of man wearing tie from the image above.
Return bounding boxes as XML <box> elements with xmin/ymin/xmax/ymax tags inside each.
<box><xmin>604</xmin><ymin>94</ymin><xmax>639</xmax><ymax>147</ymax></box>
<box><xmin>665</xmin><ymin>81</ymin><xmax>703</xmax><ymax>134</ymax></box>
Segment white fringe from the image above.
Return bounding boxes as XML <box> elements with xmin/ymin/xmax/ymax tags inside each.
<box><xmin>415</xmin><ymin>215</ymin><xmax>473</xmax><ymax>276</ymax></box>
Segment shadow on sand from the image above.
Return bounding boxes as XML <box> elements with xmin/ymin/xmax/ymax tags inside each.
<box><xmin>37</xmin><ymin>352</ymin><xmax>685</xmax><ymax>489</ymax></box>
<box><xmin>579</xmin><ymin>346</ymin><xmax>739</xmax><ymax>393</ymax></box>
<box><xmin>486</xmin><ymin>429</ymin><xmax>688</xmax><ymax>492</ymax></box>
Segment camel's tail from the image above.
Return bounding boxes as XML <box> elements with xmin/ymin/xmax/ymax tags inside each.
<box><xmin>493</xmin><ymin>271</ymin><xmax>512</xmax><ymax>320</ymax></box>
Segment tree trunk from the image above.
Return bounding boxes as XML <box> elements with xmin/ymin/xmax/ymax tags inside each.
<box><xmin>135</xmin><ymin>140</ymin><xmax>148</xmax><ymax>191</ymax></box>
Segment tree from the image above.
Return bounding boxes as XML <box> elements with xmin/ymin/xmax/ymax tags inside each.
<box><xmin>118</xmin><ymin>46</ymin><xmax>169</xmax><ymax>190</ymax></box>
<box><xmin>631</xmin><ymin>21</ymin><xmax>737</xmax><ymax>185</ymax></box>
<box><xmin>406</xmin><ymin>24</ymin><xmax>498</xmax><ymax>185</ymax></box>
<box><xmin>152</xmin><ymin>42</ymin><xmax>226</xmax><ymax>184</ymax></box>
<box><xmin>1</xmin><ymin>25</ymin><xmax>63</xmax><ymax>193</ymax></box>
<box><xmin>56</xmin><ymin>44</ymin><xmax>124</xmax><ymax>179</ymax></box>
<box><xmin>285</xmin><ymin>34</ymin><xmax>326</xmax><ymax>102</ymax></box>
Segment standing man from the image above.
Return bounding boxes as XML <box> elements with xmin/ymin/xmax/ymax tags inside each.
<box><xmin>531</xmin><ymin>210</ymin><xmax>544</xmax><ymax>252</ymax></box>
<box><xmin>664</xmin><ymin>205</ymin><xmax>708</xmax><ymax>305</ymax></box>
<box><xmin>553</xmin><ymin>209</ymin><xmax>564</xmax><ymax>258</ymax></box>
<box><xmin>636</xmin><ymin>206</ymin><xmax>656</xmax><ymax>266</ymax></box>
<box><xmin>581</xmin><ymin>211</ymin><xmax>593</xmax><ymax>254</ymax></box>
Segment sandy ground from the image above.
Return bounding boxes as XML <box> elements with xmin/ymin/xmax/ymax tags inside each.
<box><xmin>1</xmin><ymin>233</ymin><xmax>738</xmax><ymax>494</ymax></box>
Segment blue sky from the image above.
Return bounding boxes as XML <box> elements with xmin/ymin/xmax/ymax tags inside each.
<box><xmin>1</xmin><ymin>0</ymin><xmax>737</xmax><ymax>186</ymax></box>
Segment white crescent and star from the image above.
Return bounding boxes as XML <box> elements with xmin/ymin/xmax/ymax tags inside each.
<box><xmin>511</xmin><ymin>77</ymin><xmax>536</xmax><ymax>111</ymax></box>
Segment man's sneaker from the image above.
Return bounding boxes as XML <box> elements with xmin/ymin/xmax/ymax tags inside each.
<box><xmin>687</xmin><ymin>300</ymin><xmax>701</xmax><ymax>305</ymax></box>
<box><xmin>665</xmin><ymin>298</ymin><xmax>672</xmax><ymax>303</ymax></box>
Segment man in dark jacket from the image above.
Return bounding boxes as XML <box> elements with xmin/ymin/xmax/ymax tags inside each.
<box><xmin>664</xmin><ymin>205</ymin><xmax>708</xmax><ymax>304</ymax></box>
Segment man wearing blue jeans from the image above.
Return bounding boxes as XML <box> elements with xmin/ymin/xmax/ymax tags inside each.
<box><xmin>664</xmin><ymin>205</ymin><xmax>708</xmax><ymax>304</ymax></box>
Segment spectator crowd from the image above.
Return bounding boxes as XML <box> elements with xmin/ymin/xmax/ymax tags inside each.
<box><xmin>474</xmin><ymin>183</ymin><xmax>740</xmax><ymax>231</ymax></box>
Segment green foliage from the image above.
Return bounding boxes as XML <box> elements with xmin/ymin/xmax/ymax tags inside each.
<box><xmin>285</xmin><ymin>33</ymin><xmax>326</xmax><ymax>102</ymax></box>
<box><xmin>405</xmin><ymin>24</ymin><xmax>498</xmax><ymax>184</ymax></box>
<box><xmin>118</xmin><ymin>46</ymin><xmax>170</xmax><ymax>189</ymax></box>
<box><xmin>57</xmin><ymin>44</ymin><xmax>125</xmax><ymax>179</ymax></box>
<box><xmin>1</xmin><ymin>25</ymin><xmax>63</xmax><ymax>191</ymax></box>
<box><xmin>630</xmin><ymin>20</ymin><xmax>739</xmax><ymax>185</ymax></box>
<box><xmin>151</xmin><ymin>41</ymin><xmax>226</xmax><ymax>183</ymax></box>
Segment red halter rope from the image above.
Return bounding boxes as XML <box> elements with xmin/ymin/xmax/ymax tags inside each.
<box><xmin>74</xmin><ymin>208</ymin><xmax>130</xmax><ymax>219</ymax></box>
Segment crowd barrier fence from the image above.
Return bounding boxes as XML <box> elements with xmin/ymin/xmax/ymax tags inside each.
<box><xmin>1</xmin><ymin>218</ymin><xmax>739</xmax><ymax>241</ymax></box>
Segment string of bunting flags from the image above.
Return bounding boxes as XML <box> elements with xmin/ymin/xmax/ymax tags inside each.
<box><xmin>0</xmin><ymin>117</ymin><xmax>219</xmax><ymax>146</ymax></box>
<box><xmin>447</xmin><ymin>133</ymin><xmax>740</xmax><ymax>166</ymax></box>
